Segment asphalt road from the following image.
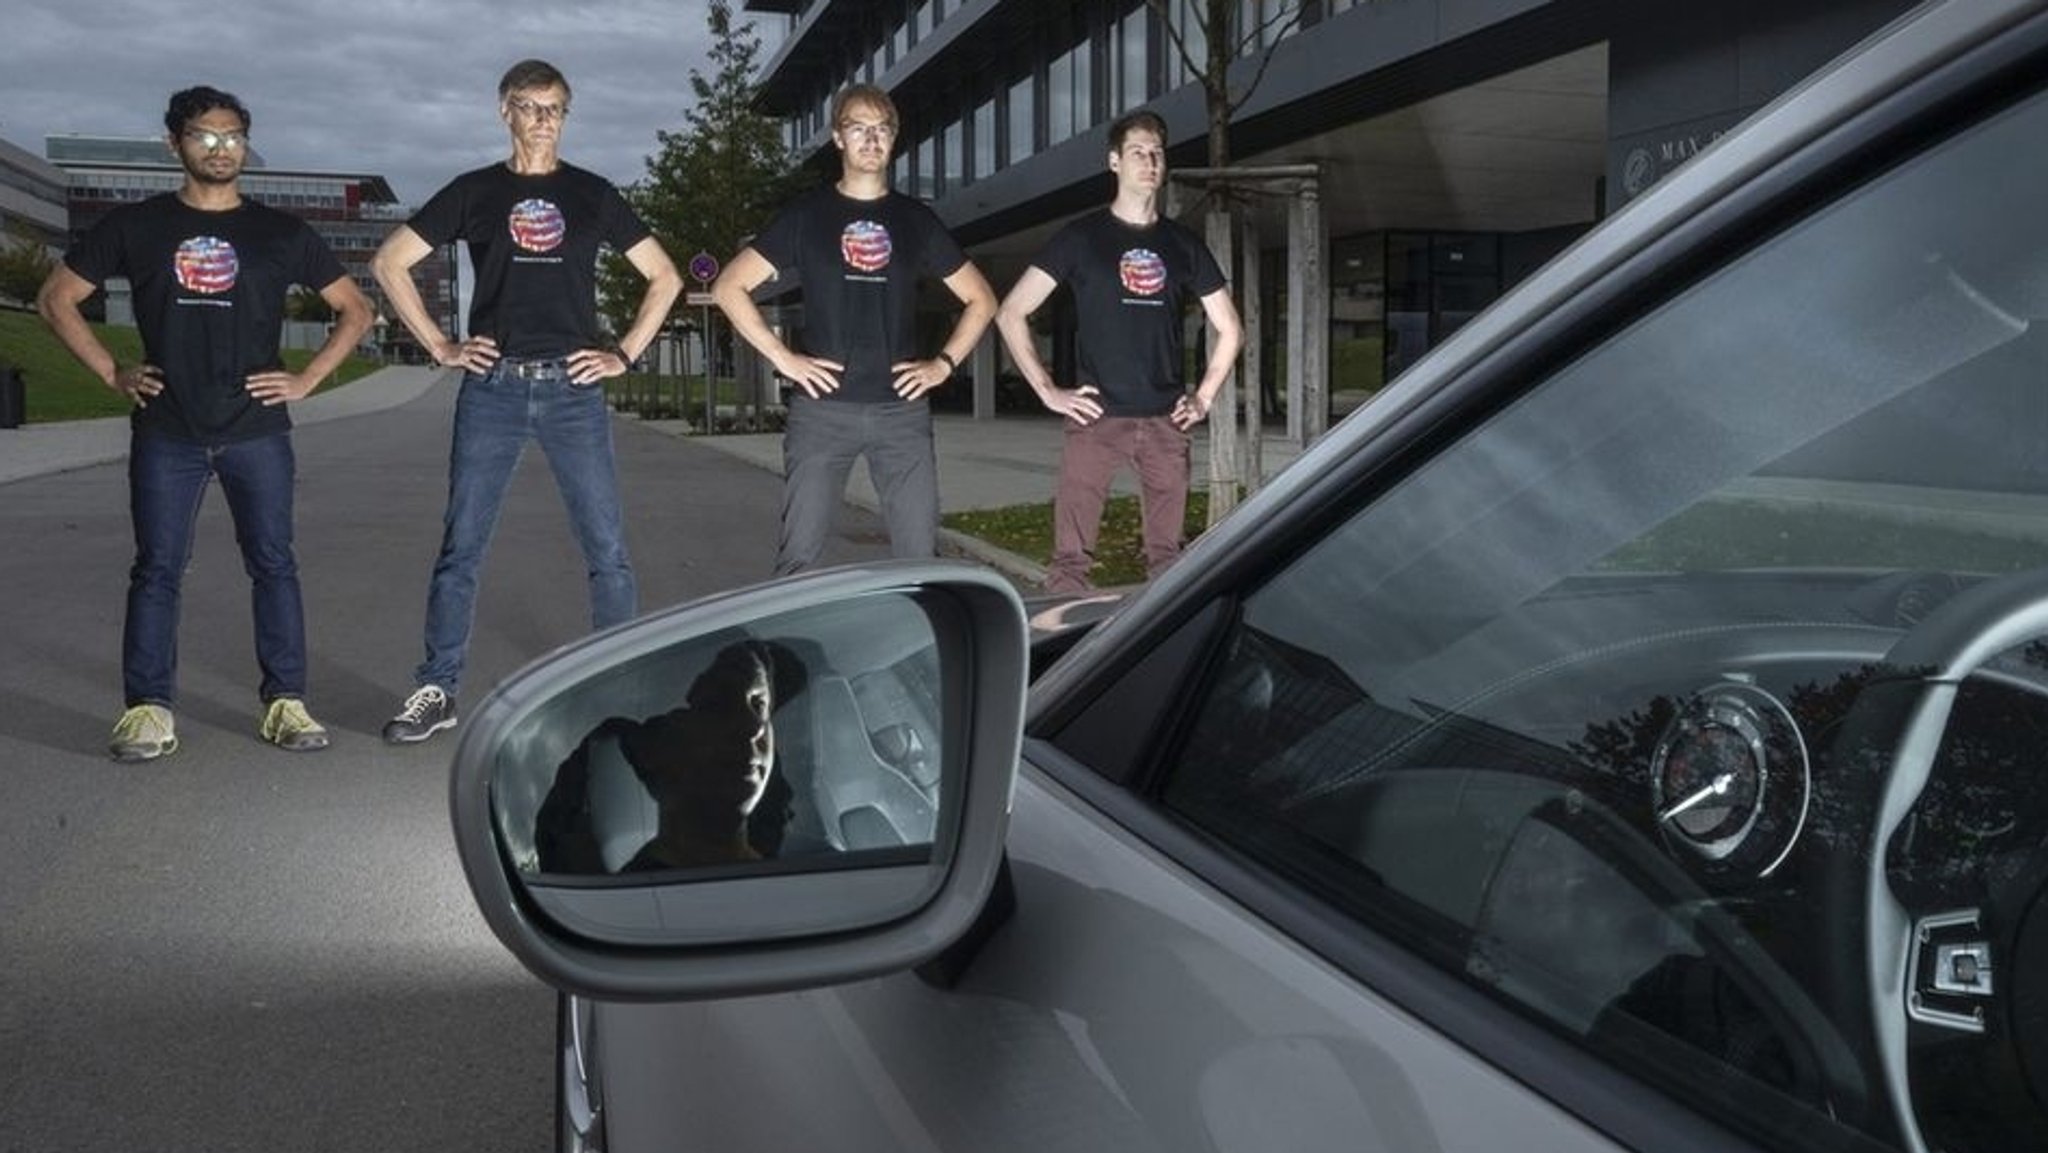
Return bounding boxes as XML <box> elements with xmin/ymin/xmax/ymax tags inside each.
<box><xmin>0</xmin><ymin>381</ymin><xmax>891</xmax><ymax>1150</ymax></box>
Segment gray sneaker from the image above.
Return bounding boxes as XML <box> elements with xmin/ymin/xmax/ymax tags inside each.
<box><xmin>109</xmin><ymin>704</ymin><xmax>178</xmax><ymax>762</ymax></box>
<box><xmin>383</xmin><ymin>685</ymin><xmax>456</xmax><ymax>744</ymax></box>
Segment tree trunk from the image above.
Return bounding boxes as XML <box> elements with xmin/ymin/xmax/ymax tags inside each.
<box><xmin>1203</xmin><ymin>205</ymin><xmax>1239</xmax><ymax>522</ymax></box>
<box><xmin>1239</xmin><ymin>211</ymin><xmax>1263</xmax><ymax>496</ymax></box>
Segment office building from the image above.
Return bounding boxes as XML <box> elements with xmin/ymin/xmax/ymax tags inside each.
<box><xmin>745</xmin><ymin>0</ymin><xmax>1915</xmax><ymax>423</ymax></box>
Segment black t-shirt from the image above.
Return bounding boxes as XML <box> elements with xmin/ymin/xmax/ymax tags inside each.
<box><xmin>1031</xmin><ymin>209</ymin><xmax>1227</xmax><ymax>417</ymax></box>
<box><xmin>750</xmin><ymin>185</ymin><xmax>968</xmax><ymax>403</ymax></box>
<box><xmin>64</xmin><ymin>193</ymin><xmax>347</xmax><ymax>443</ymax></box>
<box><xmin>407</xmin><ymin>161</ymin><xmax>650</xmax><ymax>359</ymax></box>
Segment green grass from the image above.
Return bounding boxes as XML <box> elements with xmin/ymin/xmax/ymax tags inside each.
<box><xmin>605</xmin><ymin>373</ymin><xmax>752</xmax><ymax>415</ymax></box>
<box><xmin>0</xmin><ymin>309</ymin><xmax>379</xmax><ymax>423</ymax></box>
<box><xmin>943</xmin><ymin>491</ymin><xmax>1213</xmax><ymax>587</ymax></box>
<box><xmin>1599</xmin><ymin>500</ymin><xmax>2048</xmax><ymax>575</ymax></box>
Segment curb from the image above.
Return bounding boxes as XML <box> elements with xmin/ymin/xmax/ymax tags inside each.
<box><xmin>937</xmin><ymin>526</ymin><xmax>1047</xmax><ymax>589</ymax></box>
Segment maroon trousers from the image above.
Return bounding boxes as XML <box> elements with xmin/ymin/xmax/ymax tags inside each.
<box><xmin>1047</xmin><ymin>414</ymin><xmax>1191</xmax><ymax>593</ymax></box>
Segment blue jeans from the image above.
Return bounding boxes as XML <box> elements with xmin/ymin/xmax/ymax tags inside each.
<box><xmin>414</xmin><ymin>360</ymin><xmax>636</xmax><ymax>695</ymax></box>
<box><xmin>777</xmin><ymin>395</ymin><xmax>937</xmax><ymax>576</ymax></box>
<box><xmin>125</xmin><ymin>430</ymin><xmax>305</xmax><ymax>707</ymax></box>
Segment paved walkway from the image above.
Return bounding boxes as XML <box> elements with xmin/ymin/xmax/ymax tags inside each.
<box><xmin>0</xmin><ymin>367</ymin><xmax>1309</xmax><ymax>585</ymax></box>
<box><xmin>636</xmin><ymin>404</ymin><xmax>1305</xmax><ymax>583</ymax></box>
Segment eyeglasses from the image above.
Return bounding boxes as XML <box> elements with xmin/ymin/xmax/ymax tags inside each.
<box><xmin>183</xmin><ymin>129</ymin><xmax>248</xmax><ymax>152</ymax></box>
<box><xmin>838</xmin><ymin>120</ymin><xmax>895</xmax><ymax>142</ymax></box>
<box><xmin>506</xmin><ymin>96</ymin><xmax>570</xmax><ymax>122</ymax></box>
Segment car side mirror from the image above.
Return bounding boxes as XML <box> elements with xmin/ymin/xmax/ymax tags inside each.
<box><xmin>449</xmin><ymin>563</ymin><xmax>1029</xmax><ymax>1001</ymax></box>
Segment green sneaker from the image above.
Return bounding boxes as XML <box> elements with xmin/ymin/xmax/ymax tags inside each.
<box><xmin>260</xmin><ymin>698</ymin><xmax>330</xmax><ymax>752</ymax></box>
<box><xmin>109</xmin><ymin>704</ymin><xmax>178</xmax><ymax>762</ymax></box>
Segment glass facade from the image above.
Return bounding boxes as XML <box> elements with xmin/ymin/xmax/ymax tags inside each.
<box><xmin>763</xmin><ymin>0</ymin><xmax>1394</xmax><ymax>191</ymax></box>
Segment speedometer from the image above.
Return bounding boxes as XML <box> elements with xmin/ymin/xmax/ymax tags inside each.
<box><xmin>1649</xmin><ymin>681</ymin><xmax>1812</xmax><ymax>880</ymax></box>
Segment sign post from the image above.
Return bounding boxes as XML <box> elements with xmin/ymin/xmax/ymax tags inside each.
<box><xmin>689</xmin><ymin>251</ymin><xmax>721</xmax><ymax>433</ymax></box>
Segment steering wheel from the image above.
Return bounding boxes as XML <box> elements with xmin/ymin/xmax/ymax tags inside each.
<box><xmin>1819</xmin><ymin>566</ymin><xmax>2048</xmax><ymax>1153</ymax></box>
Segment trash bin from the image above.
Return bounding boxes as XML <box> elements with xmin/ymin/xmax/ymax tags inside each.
<box><xmin>0</xmin><ymin>364</ymin><xmax>23</xmax><ymax>429</ymax></box>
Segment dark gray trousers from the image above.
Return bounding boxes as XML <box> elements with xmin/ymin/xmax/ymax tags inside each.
<box><xmin>776</xmin><ymin>395</ymin><xmax>938</xmax><ymax>575</ymax></box>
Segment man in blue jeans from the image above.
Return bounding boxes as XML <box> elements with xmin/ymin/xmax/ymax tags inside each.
<box><xmin>712</xmin><ymin>84</ymin><xmax>995</xmax><ymax>574</ymax></box>
<box><xmin>371</xmin><ymin>59</ymin><xmax>681</xmax><ymax>744</ymax></box>
<box><xmin>37</xmin><ymin>84</ymin><xmax>373</xmax><ymax>761</ymax></box>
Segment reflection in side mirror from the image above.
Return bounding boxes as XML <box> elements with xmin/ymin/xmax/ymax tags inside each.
<box><xmin>492</xmin><ymin>592</ymin><xmax>949</xmax><ymax>883</ymax></box>
<box><xmin>450</xmin><ymin>563</ymin><xmax>1027</xmax><ymax>1000</ymax></box>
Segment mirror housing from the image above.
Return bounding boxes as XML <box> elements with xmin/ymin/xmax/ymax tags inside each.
<box><xmin>449</xmin><ymin>563</ymin><xmax>1029</xmax><ymax>1001</ymax></box>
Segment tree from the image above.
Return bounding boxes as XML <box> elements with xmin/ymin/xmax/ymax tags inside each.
<box><xmin>597</xmin><ymin>0</ymin><xmax>805</xmax><ymax>340</ymax></box>
<box><xmin>1145</xmin><ymin>0</ymin><xmax>1302</xmax><ymax>170</ymax></box>
<box><xmin>0</xmin><ymin>237</ymin><xmax>57</xmax><ymax>306</ymax></box>
<box><xmin>1142</xmin><ymin>0</ymin><xmax>1305</xmax><ymax>521</ymax></box>
<box><xmin>285</xmin><ymin>284</ymin><xmax>335</xmax><ymax>323</ymax></box>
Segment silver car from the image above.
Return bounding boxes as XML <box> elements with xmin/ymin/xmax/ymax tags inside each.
<box><xmin>451</xmin><ymin>2</ymin><xmax>2048</xmax><ymax>1149</ymax></box>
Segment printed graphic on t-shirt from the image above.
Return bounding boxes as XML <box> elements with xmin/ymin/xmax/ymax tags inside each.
<box><xmin>174</xmin><ymin>236</ymin><xmax>238</xmax><ymax>301</ymax></box>
<box><xmin>1118</xmin><ymin>248</ymin><xmax>1168</xmax><ymax>304</ymax></box>
<box><xmin>840</xmin><ymin>220</ymin><xmax>892</xmax><ymax>279</ymax></box>
<box><xmin>509</xmin><ymin>198</ymin><xmax>567</xmax><ymax>257</ymax></box>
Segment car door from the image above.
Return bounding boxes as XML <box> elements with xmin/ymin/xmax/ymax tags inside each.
<box><xmin>457</xmin><ymin>5</ymin><xmax>2048</xmax><ymax>1152</ymax></box>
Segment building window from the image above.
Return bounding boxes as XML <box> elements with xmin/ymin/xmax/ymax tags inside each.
<box><xmin>1256</xmin><ymin>0</ymin><xmax>1303</xmax><ymax>49</ymax></box>
<box><xmin>942</xmin><ymin>116</ymin><xmax>963</xmax><ymax>194</ymax></box>
<box><xmin>915</xmin><ymin>131</ymin><xmax>936</xmax><ymax>200</ymax></box>
<box><xmin>1165</xmin><ymin>0</ymin><xmax>1208</xmax><ymax>87</ymax></box>
<box><xmin>1047</xmin><ymin>33</ymin><xmax>1091</xmax><ymax>146</ymax></box>
<box><xmin>1007</xmin><ymin>72</ymin><xmax>1036</xmax><ymax>164</ymax></box>
<box><xmin>1116</xmin><ymin>4</ymin><xmax>1151</xmax><ymax>113</ymax></box>
<box><xmin>973</xmin><ymin>96</ymin><xmax>996</xmax><ymax>179</ymax></box>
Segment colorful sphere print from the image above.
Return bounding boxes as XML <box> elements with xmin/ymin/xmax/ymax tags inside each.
<box><xmin>508</xmin><ymin>199</ymin><xmax>567</xmax><ymax>253</ymax></box>
<box><xmin>1119</xmin><ymin>248</ymin><xmax>1167</xmax><ymax>297</ymax></box>
<box><xmin>840</xmin><ymin>221</ymin><xmax>893</xmax><ymax>273</ymax></box>
<box><xmin>174</xmin><ymin>236</ymin><xmax>239</xmax><ymax>294</ymax></box>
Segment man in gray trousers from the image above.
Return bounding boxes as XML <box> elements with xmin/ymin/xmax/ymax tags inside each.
<box><xmin>712</xmin><ymin>83</ymin><xmax>995</xmax><ymax>575</ymax></box>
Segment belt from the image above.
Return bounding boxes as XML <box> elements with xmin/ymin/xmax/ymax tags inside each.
<box><xmin>503</xmin><ymin>357</ymin><xmax>569</xmax><ymax>379</ymax></box>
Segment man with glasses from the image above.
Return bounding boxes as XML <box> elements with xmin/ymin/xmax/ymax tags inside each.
<box><xmin>713</xmin><ymin>83</ymin><xmax>996</xmax><ymax>575</ymax></box>
<box><xmin>36</xmin><ymin>85</ymin><xmax>373</xmax><ymax>760</ymax></box>
<box><xmin>372</xmin><ymin>58</ymin><xmax>682</xmax><ymax>744</ymax></box>
<box><xmin>995</xmin><ymin>109</ymin><xmax>1243</xmax><ymax>592</ymax></box>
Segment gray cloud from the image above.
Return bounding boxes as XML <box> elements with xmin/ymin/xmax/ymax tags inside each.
<box><xmin>1</xmin><ymin>0</ymin><xmax>749</xmax><ymax>206</ymax></box>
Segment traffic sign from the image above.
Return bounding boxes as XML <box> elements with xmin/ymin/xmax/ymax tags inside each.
<box><xmin>689</xmin><ymin>251</ymin><xmax>720</xmax><ymax>285</ymax></box>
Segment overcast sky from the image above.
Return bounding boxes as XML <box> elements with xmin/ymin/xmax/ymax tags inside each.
<box><xmin>1</xmin><ymin>0</ymin><xmax>776</xmax><ymax>208</ymax></box>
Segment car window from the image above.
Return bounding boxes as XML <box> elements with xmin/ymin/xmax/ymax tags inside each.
<box><xmin>1157</xmin><ymin>84</ymin><xmax>2048</xmax><ymax>1153</ymax></box>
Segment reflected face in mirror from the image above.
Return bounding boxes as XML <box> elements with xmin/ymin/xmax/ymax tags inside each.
<box><xmin>627</xmin><ymin>642</ymin><xmax>780</xmax><ymax>866</ymax></box>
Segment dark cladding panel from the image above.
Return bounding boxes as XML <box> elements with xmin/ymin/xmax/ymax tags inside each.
<box><xmin>1604</xmin><ymin>0</ymin><xmax>1914</xmax><ymax>208</ymax></box>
